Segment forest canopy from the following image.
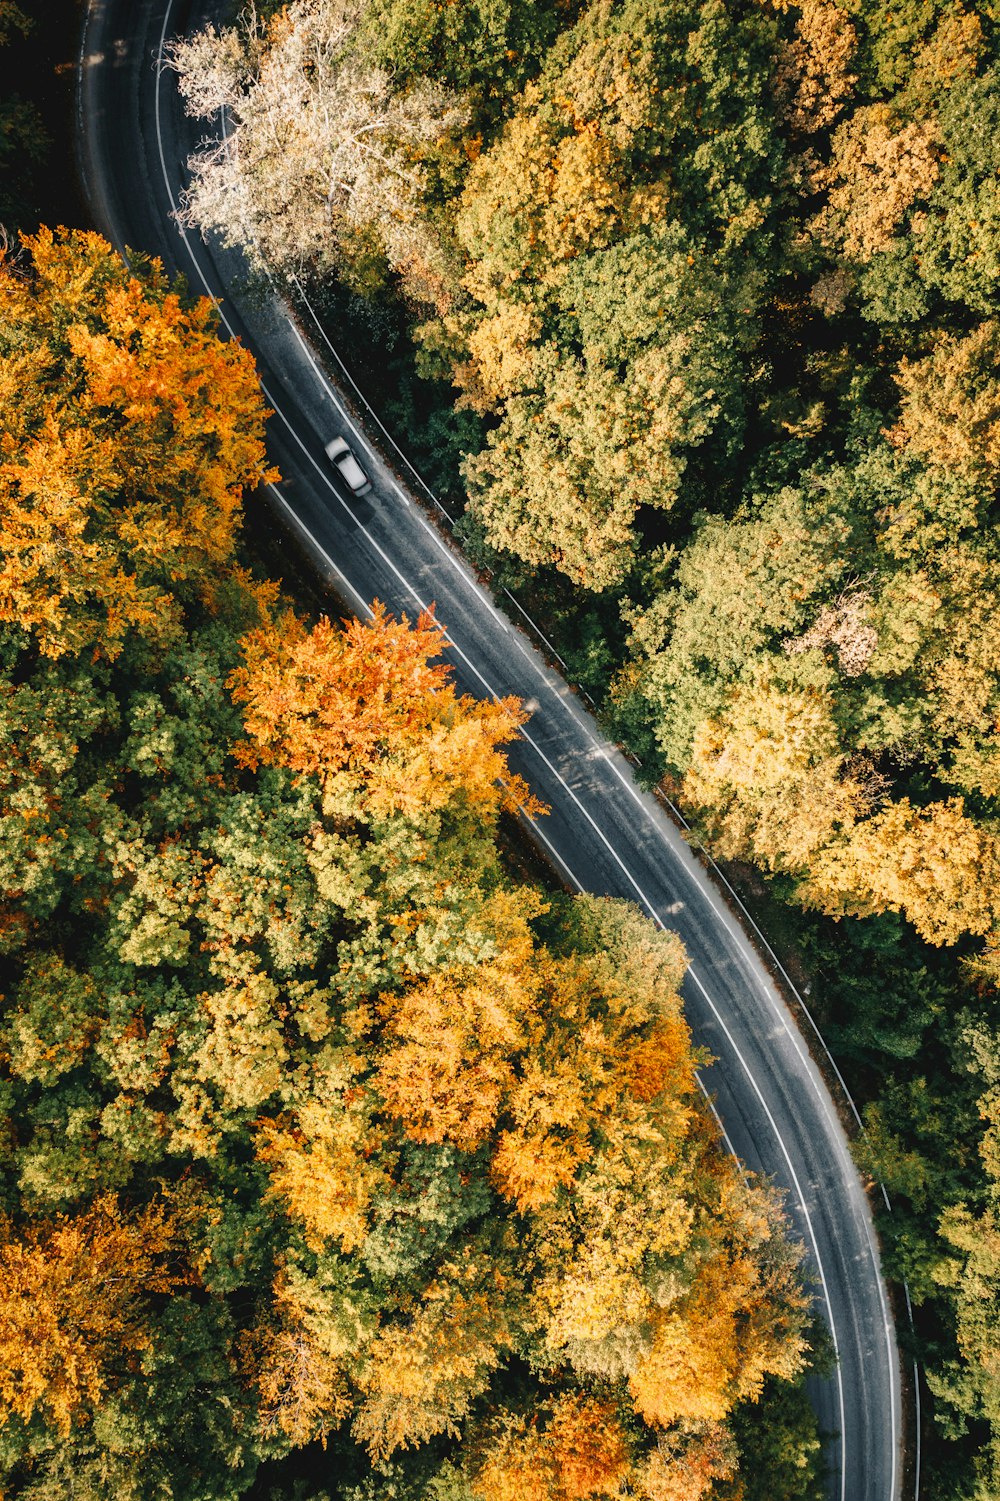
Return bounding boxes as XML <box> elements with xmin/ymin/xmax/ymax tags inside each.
<box><xmin>169</xmin><ymin>0</ymin><xmax>1000</xmax><ymax>1492</ymax></box>
<box><xmin>0</xmin><ymin>230</ymin><xmax>812</xmax><ymax>1501</ymax></box>
<box><xmin>174</xmin><ymin>0</ymin><xmax>1000</xmax><ymax>955</ymax></box>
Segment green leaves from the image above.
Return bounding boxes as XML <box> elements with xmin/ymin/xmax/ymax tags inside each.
<box><xmin>0</xmin><ymin>581</ymin><xmax>809</xmax><ymax>1495</ymax></box>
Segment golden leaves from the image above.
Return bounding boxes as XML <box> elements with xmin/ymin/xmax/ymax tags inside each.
<box><xmin>471</xmin><ymin>1395</ymin><xmax>632</xmax><ymax>1501</ymax></box>
<box><xmin>229</xmin><ymin>602</ymin><xmax>545</xmax><ymax>821</ymax></box>
<box><xmin>257</xmin><ymin>1092</ymin><xmax>389</xmax><ymax>1253</ymax></box>
<box><xmin>0</xmin><ymin>1195</ymin><xmax>185</xmax><ymax>1434</ymax></box>
<box><xmin>0</xmin><ymin>229</ymin><xmax>276</xmax><ymax>659</ymax></box>
<box><xmin>353</xmin><ymin>1247</ymin><xmax>512</xmax><ymax>1460</ymax></box>
<box><xmin>811</xmin><ymin>104</ymin><xmax>941</xmax><ymax>261</ymax></box>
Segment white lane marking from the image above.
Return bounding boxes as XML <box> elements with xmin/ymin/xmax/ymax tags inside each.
<box><xmin>501</xmin><ymin>587</ymin><xmax>572</xmax><ymax>673</ymax></box>
<box><xmin>266</xmin><ymin>483</ymin><xmax>373</xmax><ymax>621</ymax></box>
<box><xmin>687</xmin><ymin>963</ymin><xmax>849</xmax><ymax>1501</ymax></box>
<box><xmin>289</xmin><ymin>269</ymin><xmax>453</xmax><ymax>519</ymax></box>
<box><xmin>146</xmin><ymin>13</ymin><xmax>904</xmax><ymax>1496</ymax></box>
<box><xmin>271</xmin><ymin>238</ymin><xmax>887</xmax><ymax>1237</ymax></box>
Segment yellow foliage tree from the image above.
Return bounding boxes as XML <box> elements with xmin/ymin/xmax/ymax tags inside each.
<box><xmin>683</xmin><ymin>677</ymin><xmax>866</xmax><ymax>870</ymax></box>
<box><xmin>374</xmin><ymin>954</ymin><xmax>535</xmax><ymax>1151</ymax></box>
<box><xmin>891</xmin><ymin>322</ymin><xmax>1000</xmax><ymax>484</ymax></box>
<box><xmin>353</xmin><ymin>1244</ymin><xmax>515</xmax><ymax>1460</ymax></box>
<box><xmin>628</xmin><ymin>1228</ymin><xmax>807</xmax><ymax>1429</ymax></box>
<box><xmin>774</xmin><ymin>0</ymin><xmax>857</xmax><ymax>136</ymax></box>
<box><xmin>634</xmin><ymin>1424</ymin><xmax>739</xmax><ymax>1501</ymax></box>
<box><xmin>257</xmin><ymin>1092</ymin><xmax>390</xmax><ymax>1253</ymax></box>
<box><xmin>0</xmin><ymin>1196</ymin><xmax>181</xmax><ymax>1433</ymax></box>
<box><xmin>0</xmin><ymin>229</ymin><xmax>276</xmax><ymax>658</ymax></box>
<box><xmin>240</xmin><ymin>1274</ymin><xmax>353</xmax><ymax>1447</ymax></box>
<box><xmin>811</xmin><ymin>103</ymin><xmax>940</xmax><ymax>260</ymax></box>
<box><xmin>807</xmin><ymin>796</ymin><xmax>1000</xmax><ymax>944</ymax></box>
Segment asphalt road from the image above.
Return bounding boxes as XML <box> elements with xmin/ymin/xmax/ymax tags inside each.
<box><xmin>77</xmin><ymin>3</ymin><xmax>905</xmax><ymax>1496</ymax></box>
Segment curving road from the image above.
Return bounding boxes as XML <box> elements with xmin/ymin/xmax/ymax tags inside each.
<box><xmin>77</xmin><ymin>3</ymin><xmax>904</xmax><ymax>1496</ymax></box>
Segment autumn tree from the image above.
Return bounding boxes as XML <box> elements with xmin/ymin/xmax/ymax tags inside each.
<box><xmin>634</xmin><ymin>1424</ymin><xmax>738</xmax><ymax>1501</ymax></box>
<box><xmin>239</xmin><ymin>1270</ymin><xmax>354</xmax><ymax>1446</ymax></box>
<box><xmin>0</xmin><ymin>512</ymin><xmax>809</xmax><ymax>1501</ymax></box>
<box><xmin>0</xmin><ymin>10</ymin><xmax>864</xmax><ymax>1495</ymax></box>
<box><xmin>809</xmin><ymin>104</ymin><xmax>941</xmax><ymax>263</ymax></box>
<box><xmin>891</xmin><ymin>321</ymin><xmax>1000</xmax><ymax>483</ymax></box>
<box><xmin>170</xmin><ymin>0</ymin><xmax>467</xmax><ymax>286</ymax></box>
<box><xmin>0</xmin><ymin>1197</ymin><xmax>181</xmax><ymax>1434</ymax></box>
<box><xmin>229</xmin><ymin>602</ymin><xmax>543</xmax><ymax>820</ymax></box>
<box><xmin>0</xmin><ymin>228</ymin><xmax>274</xmax><ymax>659</ymax></box>
<box><xmin>470</xmin><ymin>1395</ymin><xmax>632</xmax><ymax>1501</ymax></box>
<box><xmin>353</xmin><ymin>1238</ymin><xmax>515</xmax><ymax>1459</ymax></box>
<box><xmin>773</xmin><ymin>0</ymin><xmax>857</xmax><ymax>137</ymax></box>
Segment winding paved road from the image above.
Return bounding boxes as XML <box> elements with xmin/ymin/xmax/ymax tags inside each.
<box><xmin>77</xmin><ymin>3</ymin><xmax>904</xmax><ymax>1495</ymax></box>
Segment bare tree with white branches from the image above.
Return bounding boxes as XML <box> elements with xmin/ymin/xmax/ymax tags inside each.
<box><xmin>166</xmin><ymin>0</ymin><xmax>467</xmax><ymax>282</ymax></box>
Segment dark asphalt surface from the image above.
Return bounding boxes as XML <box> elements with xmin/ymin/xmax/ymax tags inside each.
<box><xmin>77</xmin><ymin>4</ymin><xmax>904</xmax><ymax>1496</ymax></box>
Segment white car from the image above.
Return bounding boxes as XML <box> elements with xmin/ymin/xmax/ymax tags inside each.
<box><xmin>325</xmin><ymin>436</ymin><xmax>372</xmax><ymax>496</ymax></box>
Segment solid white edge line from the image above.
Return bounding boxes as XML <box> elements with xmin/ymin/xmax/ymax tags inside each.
<box><xmin>265</xmin><ymin>483</ymin><xmax>374</xmax><ymax>622</ymax></box>
<box><xmin>687</xmin><ymin>963</ymin><xmax>848</xmax><ymax>1501</ymax></box>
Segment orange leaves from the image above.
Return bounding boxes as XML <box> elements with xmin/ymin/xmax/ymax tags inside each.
<box><xmin>246</xmin><ymin>1313</ymin><xmax>351</xmax><ymax>1447</ymax></box>
<box><xmin>628</xmin><ymin>1262</ymin><xmax>746</xmax><ymax>1428</ymax></box>
<box><xmin>624</xmin><ymin>1016</ymin><xmax>695</xmax><ymax>1104</ymax></box>
<box><xmin>471</xmin><ymin>1395</ymin><xmax>632</xmax><ymax>1501</ymax></box>
<box><xmin>231</xmin><ymin>606</ymin><xmax>448</xmax><ymax>775</ymax></box>
<box><xmin>0</xmin><ymin>1195</ymin><xmax>184</xmax><ymax>1434</ymax></box>
<box><xmin>0</xmin><ymin>228</ymin><xmax>276</xmax><ymax>659</ymax></box>
<box><xmin>229</xmin><ymin>602</ymin><xmax>545</xmax><ymax>821</ymax></box>
<box><xmin>373</xmin><ymin>912</ymin><xmax>540</xmax><ymax>1150</ymax></box>
<box><xmin>370</xmin><ymin>891</ymin><xmax>693</xmax><ymax>1217</ymax></box>
<box><xmin>634</xmin><ymin>1424</ymin><xmax>738</xmax><ymax>1501</ymax></box>
<box><xmin>491</xmin><ymin>1126</ymin><xmax>582</xmax><ymax>1211</ymax></box>
<box><xmin>545</xmin><ymin>1395</ymin><xmax>632</xmax><ymax>1499</ymax></box>
<box><xmin>0</xmin><ymin>415</ymin><xmax>171</xmax><ymax>657</ymax></box>
<box><xmin>368</xmin><ymin>896</ymin><xmax>705</xmax><ymax>1220</ymax></box>
<box><xmin>374</xmin><ymin>961</ymin><xmax>526</xmax><ymax>1151</ymax></box>
<box><xmin>627</xmin><ymin>1207</ymin><xmax>808</xmax><ymax>1429</ymax></box>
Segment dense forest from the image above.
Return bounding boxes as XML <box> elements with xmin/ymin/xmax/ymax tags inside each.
<box><xmin>165</xmin><ymin>0</ymin><xmax>1000</xmax><ymax>1494</ymax></box>
<box><xmin>0</xmin><ymin>221</ymin><xmax>824</xmax><ymax>1499</ymax></box>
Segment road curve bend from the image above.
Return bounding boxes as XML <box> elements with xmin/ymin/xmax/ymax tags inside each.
<box><xmin>77</xmin><ymin>3</ymin><xmax>905</xmax><ymax>1496</ymax></box>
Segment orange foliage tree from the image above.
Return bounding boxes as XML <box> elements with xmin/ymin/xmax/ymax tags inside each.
<box><xmin>229</xmin><ymin>603</ymin><xmax>545</xmax><ymax>820</ymax></box>
<box><xmin>0</xmin><ymin>1196</ymin><xmax>182</xmax><ymax>1434</ymax></box>
<box><xmin>634</xmin><ymin>1423</ymin><xmax>739</xmax><ymax>1501</ymax></box>
<box><xmin>471</xmin><ymin>1395</ymin><xmax>632</xmax><ymax>1501</ymax></box>
<box><xmin>0</xmin><ymin>228</ymin><xmax>275</xmax><ymax>659</ymax></box>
